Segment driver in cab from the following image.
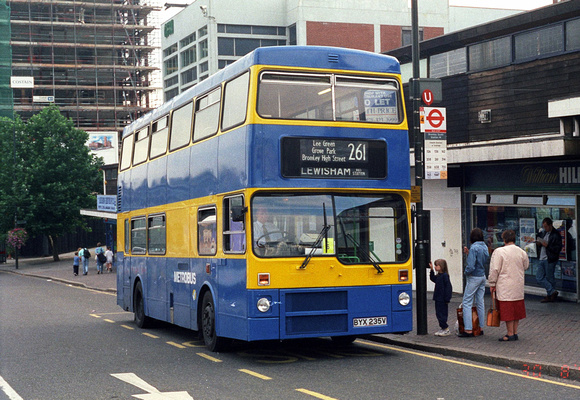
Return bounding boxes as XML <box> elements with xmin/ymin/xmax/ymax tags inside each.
<box><xmin>253</xmin><ymin>206</ymin><xmax>283</xmax><ymax>254</ymax></box>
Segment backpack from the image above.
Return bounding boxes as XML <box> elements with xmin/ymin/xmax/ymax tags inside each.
<box><xmin>97</xmin><ymin>251</ymin><xmax>107</xmax><ymax>264</ymax></box>
<box><xmin>83</xmin><ymin>248</ymin><xmax>90</xmax><ymax>259</ymax></box>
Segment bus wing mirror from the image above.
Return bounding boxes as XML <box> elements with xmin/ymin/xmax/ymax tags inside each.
<box><xmin>231</xmin><ymin>205</ymin><xmax>247</xmax><ymax>222</ymax></box>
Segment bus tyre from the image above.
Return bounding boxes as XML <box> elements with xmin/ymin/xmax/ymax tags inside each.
<box><xmin>201</xmin><ymin>291</ymin><xmax>226</xmax><ymax>352</ymax></box>
<box><xmin>134</xmin><ymin>281</ymin><xmax>151</xmax><ymax>329</ymax></box>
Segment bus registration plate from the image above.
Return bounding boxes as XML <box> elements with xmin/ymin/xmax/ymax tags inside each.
<box><xmin>353</xmin><ymin>316</ymin><xmax>387</xmax><ymax>328</ymax></box>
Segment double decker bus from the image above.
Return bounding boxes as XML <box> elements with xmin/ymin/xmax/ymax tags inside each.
<box><xmin>117</xmin><ymin>46</ymin><xmax>412</xmax><ymax>351</ymax></box>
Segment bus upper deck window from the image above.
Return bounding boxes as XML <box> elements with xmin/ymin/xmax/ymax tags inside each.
<box><xmin>133</xmin><ymin>127</ymin><xmax>150</xmax><ymax>165</ymax></box>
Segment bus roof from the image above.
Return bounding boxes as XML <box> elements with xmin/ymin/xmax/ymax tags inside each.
<box><xmin>123</xmin><ymin>46</ymin><xmax>401</xmax><ymax>137</ymax></box>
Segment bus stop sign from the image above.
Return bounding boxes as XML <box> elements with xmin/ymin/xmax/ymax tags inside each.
<box><xmin>410</xmin><ymin>78</ymin><xmax>442</xmax><ymax>105</ymax></box>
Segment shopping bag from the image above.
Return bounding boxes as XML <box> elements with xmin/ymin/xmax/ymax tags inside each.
<box><xmin>486</xmin><ymin>292</ymin><xmax>501</xmax><ymax>327</ymax></box>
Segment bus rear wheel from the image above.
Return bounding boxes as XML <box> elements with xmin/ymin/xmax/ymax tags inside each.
<box><xmin>201</xmin><ymin>291</ymin><xmax>226</xmax><ymax>352</ymax></box>
<box><xmin>134</xmin><ymin>281</ymin><xmax>152</xmax><ymax>329</ymax></box>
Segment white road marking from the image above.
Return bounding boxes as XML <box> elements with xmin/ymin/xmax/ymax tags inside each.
<box><xmin>0</xmin><ymin>375</ymin><xmax>24</xmax><ymax>400</ymax></box>
<box><xmin>111</xmin><ymin>373</ymin><xmax>194</xmax><ymax>399</ymax></box>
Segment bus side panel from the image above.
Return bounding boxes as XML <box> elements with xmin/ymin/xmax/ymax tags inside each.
<box><xmin>147</xmin><ymin>156</ymin><xmax>167</xmax><ymax>209</ymax></box>
<box><xmin>167</xmin><ymin>149</ymin><xmax>190</xmax><ymax>205</ymax></box>
<box><xmin>170</xmin><ymin>258</ymin><xmax>195</xmax><ymax>329</ymax></box>
<box><xmin>217</xmin><ymin>127</ymin><xmax>249</xmax><ymax>193</ymax></box>
<box><xmin>215</xmin><ymin>258</ymin><xmax>249</xmax><ymax>341</ymax></box>
<box><xmin>132</xmin><ymin>164</ymin><xmax>148</xmax><ymax>212</ymax></box>
<box><xmin>116</xmin><ymin>252</ymin><xmax>131</xmax><ymax>310</ymax></box>
<box><xmin>147</xmin><ymin>256</ymin><xmax>167</xmax><ymax>321</ymax></box>
<box><xmin>119</xmin><ymin>171</ymin><xmax>132</xmax><ymax>213</ymax></box>
<box><xmin>189</xmin><ymin>138</ymin><xmax>218</xmax><ymax>201</ymax></box>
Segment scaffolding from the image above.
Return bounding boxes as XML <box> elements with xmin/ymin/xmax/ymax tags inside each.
<box><xmin>0</xmin><ymin>0</ymin><xmax>12</xmax><ymax>119</ymax></box>
<box><xmin>7</xmin><ymin>0</ymin><xmax>162</xmax><ymax>133</ymax></box>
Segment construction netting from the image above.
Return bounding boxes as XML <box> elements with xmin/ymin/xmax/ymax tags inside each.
<box><xmin>0</xmin><ymin>0</ymin><xmax>12</xmax><ymax>119</ymax></box>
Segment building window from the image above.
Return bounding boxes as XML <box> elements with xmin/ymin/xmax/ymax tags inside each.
<box><xmin>164</xmin><ymin>55</ymin><xmax>178</xmax><ymax>75</ymax></box>
<box><xmin>429</xmin><ymin>48</ymin><xmax>467</xmax><ymax>78</ymax></box>
<box><xmin>402</xmin><ymin>27</ymin><xmax>423</xmax><ymax>46</ymax></box>
<box><xmin>199</xmin><ymin>61</ymin><xmax>209</xmax><ymax>74</ymax></box>
<box><xmin>199</xmin><ymin>40</ymin><xmax>208</xmax><ymax>59</ymax></box>
<box><xmin>218</xmin><ymin>60</ymin><xmax>235</xmax><ymax>69</ymax></box>
<box><xmin>218</xmin><ymin>37</ymin><xmax>284</xmax><ymax>57</ymax></box>
<box><xmin>289</xmin><ymin>24</ymin><xmax>296</xmax><ymax>45</ymax></box>
<box><xmin>218</xmin><ymin>38</ymin><xmax>234</xmax><ymax>56</ymax></box>
<box><xmin>468</xmin><ymin>36</ymin><xmax>511</xmax><ymax>71</ymax></box>
<box><xmin>181</xmin><ymin>67</ymin><xmax>197</xmax><ymax>85</ymax></box>
<box><xmin>164</xmin><ymin>76</ymin><xmax>178</xmax><ymax>88</ymax></box>
<box><xmin>180</xmin><ymin>33</ymin><xmax>196</xmax><ymax>48</ymax></box>
<box><xmin>165</xmin><ymin>87</ymin><xmax>179</xmax><ymax>101</ymax></box>
<box><xmin>198</xmin><ymin>25</ymin><xmax>208</xmax><ymax>37</ymax></box>
<box><xmin>198</xmin><ymin>208</ymin><xmax>217</xmax><ymax>256</ymax></box>
<box><xmin>566</xmin><ymin>18</ymin><xmax>580</xmax><ymax>51</ymax></box>
<box><xmin>163</xmin><ymin>43</ymin><xmax>178</xmax><ymax>58</ymax></box>
<box><xmin>515</xmin><ymin>24</ymin><xmax>564</xmax><ymax>61</ymax></box>
<box><xmin>181</xmin><ymin>47</ymin><xmax>196</xmax><ymax>67</ymax></box>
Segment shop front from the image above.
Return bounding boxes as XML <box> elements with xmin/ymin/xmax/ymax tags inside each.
<box><xmin>462</xmin><ymin>161</ymin><xmax>579</xmax><ymax>301</ymax></box>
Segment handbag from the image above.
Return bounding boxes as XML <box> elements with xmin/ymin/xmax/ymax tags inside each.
<box><xmin>486</xmin><ymin>291</ymin><xmax>501</xmax><ymax>327</ymax></box>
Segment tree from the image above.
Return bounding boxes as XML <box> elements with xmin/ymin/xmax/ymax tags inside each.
<box><xmin>0</xmin><ymin>106</ymin><xmax>103</xmax><ymax>261</ymax></box>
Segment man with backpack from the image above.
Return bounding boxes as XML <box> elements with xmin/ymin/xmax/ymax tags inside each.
<box><xmin>79</xmin><ymin>247</ymin><xmax>91</xmax><ymax>275</ymax></box>
<box><xmin>95</xmin><ymin>242</ymin><xmax>106</xmax><ymax>274</ymax></box>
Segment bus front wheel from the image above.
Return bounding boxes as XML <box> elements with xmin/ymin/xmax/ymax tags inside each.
<box><xmin>201</xmin><ymin>291</ymin><xmax>226</xmax><ymax>352</ymax></box>
<box><xmin>134</xmin><ymin>281</ymin><xmax>151</xmax><ymax>329</ymax></box>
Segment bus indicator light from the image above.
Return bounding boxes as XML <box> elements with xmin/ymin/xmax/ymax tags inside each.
<box><xmin>258</xmin><ymin>273</ymin><xmax>270</xmax><ymax>286</ymax></box>
<box><xmin>399</xmin><ymin>269</ymin><xmax>409</xmax><ymax>282</ymax></box>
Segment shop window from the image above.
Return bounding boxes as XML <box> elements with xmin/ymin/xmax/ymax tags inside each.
<box><xmin>489</xmin><ymin>195</ymin><xmax>513</xmax><ymax>204</ymax></box>
<box><xmin>546</xmin><ymin>196</ymin><xmax>575</xmax><ymax>206</ymax></box>
<box><xmin>198</xmin><ymin>208</ymin><xmax>217</xmax><ymax>255</ymax></box>
<box><xmin>515</xmin><ymin>196</ymin><xmax>543</xmax><ymax>205</ymax></box>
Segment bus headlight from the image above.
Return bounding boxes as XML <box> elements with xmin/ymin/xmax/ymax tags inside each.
<box><xmin>398</xmin><ymin>292</ymin><xmax>410</xmax><ymax>306</ymax></box>
<box><xmin>257</xmin><ymin>298</ymin><xmax>271</xmax><ymax>312</ymax></box>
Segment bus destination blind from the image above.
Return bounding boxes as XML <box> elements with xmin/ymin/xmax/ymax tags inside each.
<box><xmin>281</xmin><ymin>137</ymin><xmax>386</xmax><ymax>179</ymax></box>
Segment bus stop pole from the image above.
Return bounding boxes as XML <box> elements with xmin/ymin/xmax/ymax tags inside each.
<box><xmin>411</xmin><ymin>0</ymin><xmax>428</xmax><ymax>335</ymax></box>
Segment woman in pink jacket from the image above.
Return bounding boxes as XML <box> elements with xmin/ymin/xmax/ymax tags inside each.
<box><xmin>488</xmin><ymin>230</ymin><xmax>529</xmax><ymax>342</ymax></box>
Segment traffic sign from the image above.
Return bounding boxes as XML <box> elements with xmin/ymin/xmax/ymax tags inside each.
<box><xmin>422</xmin><ymin>89</ymin><xmax>433</xmax><ymax>106</ymax></box>
<box><xmin>420</xmin><ymin>107</ymin><xmax>446</xmax><ymax>133</ymax></box>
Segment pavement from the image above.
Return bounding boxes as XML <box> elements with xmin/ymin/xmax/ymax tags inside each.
<box><xmin>2</xmin><ymin>252</ymin><xmax>580</xmax><ymax>382</ymax></box>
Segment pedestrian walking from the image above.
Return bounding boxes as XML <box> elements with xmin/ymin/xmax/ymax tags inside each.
<box><xmin>535</xmin><ymin>217</ymin><xmax>562</xmax><ymax>302</ymax></box>
<box><xmin>429</xmin><ymin>259</ymin><xmax>452</xmax><ymax>336</ymax></box>
<box><xmin>488</xmin><ymin>229</ymin><xmax>529</xmax><ymax>342</ymax></box>
<box><xmin>459</xmin><ymin>228</ymin><xmax>489</xmax><ymax>338</ymax></box>
<box><xmin>80</xmin><ymin>246</ymin><xmax>90</xmax><ymax>275</ymax></box>
<box><xmin>95</xmin><ymin>242</ymin><xmax>105</xmax><ymax>274</ymax></box>
<box><xmin>105</xmin><ymin>246</ymin><xmax>113</xmax><ymax>272</ymax></box>
<box><xmin>73</xmin><ymin>250</ymin><xmax>80</xmax><ymax>276</ymax></box>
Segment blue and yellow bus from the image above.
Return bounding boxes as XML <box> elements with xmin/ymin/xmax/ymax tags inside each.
<box><xmin>117</xmin><ymin>46</ymin><xmax>412</xmax><ymax>351</ymax></box>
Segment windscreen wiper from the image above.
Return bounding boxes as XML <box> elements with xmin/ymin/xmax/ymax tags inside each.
<box><xmin>299</xmin><ymin>203</ymin><xmax>330</xmax><ymax>270</ymax></box>
<box><xmin>299</xmin><ymin>224</ymin><xmax>331</xmax><ymax>269</ymax></box>
<box><xmin>344</xmin><ymin>233</ymin><xmax>384</xmax><ymax>274</ymax></box>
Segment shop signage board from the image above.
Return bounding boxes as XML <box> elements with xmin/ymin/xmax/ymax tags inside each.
<box><xmin>421</xmin><ymin>107</ymin><xmax>447</xmax><ymax>180</ymax></box>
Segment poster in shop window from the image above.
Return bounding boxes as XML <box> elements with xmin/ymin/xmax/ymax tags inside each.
<box><xmin>519</xmin><ymin>218</ymin><xmax>536</xmax><ymax>258</ymax></box>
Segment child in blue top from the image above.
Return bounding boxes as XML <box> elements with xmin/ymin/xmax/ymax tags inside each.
<box><xmin>429</xmin><ymin>259</ymin><xmax>453</xmax><ymax>336</ymax></box>
<box><xmin>73</xmin><ymin>251</ymin><xmax>80</xmax><ymax>276</ymax></box>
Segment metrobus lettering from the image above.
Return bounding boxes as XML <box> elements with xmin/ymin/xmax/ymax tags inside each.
<box><xmin>301</xmin><ymin>167</ymin><xmax>352</xmax><ymax>176</ymax></box>
<box><xmin>174</xmin><ymin>271</ymin><xmax>196</xmax><ymax>284</ymax></box>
